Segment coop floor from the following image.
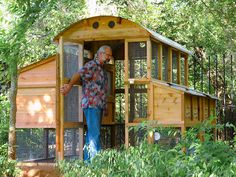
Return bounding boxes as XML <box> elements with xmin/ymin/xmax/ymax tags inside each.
<box><xmin>18</xmin><ymin>163</ymin><xmax>60</xmax><ymax>177</ymax></box>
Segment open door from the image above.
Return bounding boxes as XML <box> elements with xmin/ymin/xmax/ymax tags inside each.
<box><xmin>58</xmin><ymin>37</ymin><xmax>84</xmax><ymax>160</ymax></box>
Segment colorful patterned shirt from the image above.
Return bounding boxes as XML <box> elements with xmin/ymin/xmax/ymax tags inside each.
<box><xmin>78</xmin><ymin>59</ymin><xmax>108</xmax><ymax>109</ymax></box>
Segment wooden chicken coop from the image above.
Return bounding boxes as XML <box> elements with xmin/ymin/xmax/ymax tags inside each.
<box><xmin>16</xmin><ymin>16</ymin><xmax>217</xmax><ymax>161</ymax></box>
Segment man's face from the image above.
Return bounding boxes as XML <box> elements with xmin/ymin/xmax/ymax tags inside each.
<box><xmin>99</xmin><ymin>48</ymin><xmax>113</xmax><ymax>64</ymax></box>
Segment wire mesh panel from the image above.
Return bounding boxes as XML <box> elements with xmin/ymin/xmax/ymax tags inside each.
<box><xmin>63</xmin><ymin>45</ymin><xmax>80</xmax><ymax>122</ymax></box>
<box><xmin>100</xmin><ymin>126</ymin><xmax>112</xmax><ymax>149</ymax></box>
<box><xmin>115</xmin><ymin>93</ymin><xmax>125</xmax><ymax>122</ymax></box>
<box><xmin>172</xmin><ymin>50</ymin><xmax>178</xmax><ymax>83</ymax></box>
<box><xmin>129</xmin><ymin>84</ymin><xmax>148</xmax><ymax>122</ymax></box>
<box><xmin>128</xmin><ymin>42</ymin><xmax>147</xmax><ymax>78</ymax></box>
<box><xmin>181</xmin><ymin>56</ymin><xmax>185</xmax><ymax>85</ymax></box>
<box><xmin>128</xmin><ymin>127</ymin><xmax>147</xmax><ymax>146</ymax></box>
<box><xmin>152</xmin><ymin>42</ymin><xmax>158</xmax><ymax>79</ymax></box>
<box><xmin>115</xmin><ymin>60</ymin><xmax>125</xmax><ymax>122</ymax></box>
<box><xmin>115</xmin><ymin>60</ymin><xmax>124</xmax><ymax>89</ymax></box>
<box><xmin>154</xmin><ymin>128</ymin><xmax>181</xmax><ymax>148</ymax></box>
<box><xmin>162</xmin><ymin>46</ymin><xmax>168</xmax><ymax>81</ymax></box>
<box><xmin>16</xmin><ymin>128</ymin><xmax>56</xmax><ymax>161</ymax></box>
<box><xmin>64</xmin><ymin>128</ymin><xmax>81</xmax><ymax>159</ymax></box>
<box><xmin>84</xmin><ymin>124</ymin><xmax>124</xmax><ymax>150</ymax></box>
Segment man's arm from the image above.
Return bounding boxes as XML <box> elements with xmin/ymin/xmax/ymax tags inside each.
<box><xmin>68</xmin><ymin>73</ymin><xmax>82</xmax><ymax>86</ymax></box>
<box><xmin>60</xmin><ymin>73</ymin><xmax>82</xmax><ymax>96</ymax></box>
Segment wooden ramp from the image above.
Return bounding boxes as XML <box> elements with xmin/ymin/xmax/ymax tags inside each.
<box><xmin>18</xmin><ymin>163</ymin><xmax>60</xmax><ymax>177</ymax></box>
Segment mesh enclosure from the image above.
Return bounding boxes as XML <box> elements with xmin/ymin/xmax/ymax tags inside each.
<box><xmin>152</xmin><ymin>42</ymin><xmax>158</xmax><ymax>79</ymax></box>
<box><xmin>128</xmin><ymin>42</ymin><xmax>147</xmax><ymax>78</ymax></box>
<box><xmin>181</xmin><ymin>56</ymin><xmax>185</xmax><ymax>85</ymax></box>
<box><xmin>172</xmin><ymin>50</ymin><xmax>178</xmax><ymax>83</ymax></box>
<box><xmin>128</xmin><ymin>127</ymin><xmax>147</xmax><ymax>146</ymax></box>
<box><xmin>129</xmin><ymin>84</ymin><xmax>148</xmax><ymax>122</ymax></box>
<box><xmin>64</xmin><ymin>128</ymin><xmax>81</xmax><ymax>159</ymax></box>
<box><xmin>63</xmin><ymin>45</ymin><xmax>80</xmax><ymax>122</ymax></box>
<box><xmin>162</xmin><ymin>46</ymin><xmax>168</xmax><ymax>81</ymax></box>
<box><xmin>115</xmin><ymin>93</ymin><xmax>125</xmax><ymax>122</ymax></box>
<box><xmin>154</xmin><ymin>128</ymin><xmax>181</xmax><ymax>148</ymax></box>
<box><xmin>85</xmin><ymin>124</ymin><xmax>125</xmax><ymax>150</ymax></box>
<box><xmin>16</xmin><ymin>129</ymin><xmax>56</xmax><ymax>161</ymax></box>
<box><xmin>115</xmin><ymin>60</ymin><xmax>125</xmax><ymax>122</ymax></box>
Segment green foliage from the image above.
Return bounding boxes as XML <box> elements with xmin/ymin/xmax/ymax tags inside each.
<box><xmin>58</xmin><ymin>120</ymin><xmax>236</xmax><ymax>177</ymax></box>
<box><xmin>0</xmin><ymin>144</ymin><xmax>20</xmax><ymax>177</ymax></box>
<box><xmin>0</xmin><ymin>93</ymin><xmax>10</xmax><ymax>145</ymax></box>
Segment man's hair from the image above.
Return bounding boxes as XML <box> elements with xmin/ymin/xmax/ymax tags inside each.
<box><xmin>97</xmin><ymin>45</ymin><xmax>112</xmax><ymax>54</ymax></box>
<box><xmin>94</xmin><ymin>45</ymin><xmax>112</xmax><ymax>59</ymax></box>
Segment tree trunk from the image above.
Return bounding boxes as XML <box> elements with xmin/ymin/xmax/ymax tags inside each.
<box><xmin>8</xmin><ymin>61</ymin><xmax>18</xmax><ymax>160</ymax></box>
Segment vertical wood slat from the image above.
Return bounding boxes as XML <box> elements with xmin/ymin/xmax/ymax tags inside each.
<box><xmin>148</xmin><ymin>83</ymin><xmax>154</xmax><ymax>121</ymax></box>
<box><xmin>158</xmin><ymin>44</ymin><xmax>163</xmax><ymax>80</ymax></box>
<box><xmin>59</xmin><ymin>36</ymin><xmax>64</xmax><ymax>160</ymax></box>
<box><xmin>168</xmin><ymin>48</ymin><xmax>172</xmax><ymax>82</ymax></box>
<box><xmin>124</xmin><ymin>40</ymin><xmax>129</xmax><ymax>81</ymax></box>
<box><xmin>78</xmin><ymin>43</ymin><xmax>84</xmax><ymax>160</ymax></box>
<box><xmin>147</xmin><ymin>40</ymin><xmax>151</xmax><ymax>80</ymax></box>
<box><xmin>181</xmin><ymin>93</ymin><xmax>184</xmax><ymax>121</ymax></box>
<box><xmin>177</xmin><ymin>51</ymin><xmax>181</xmax><ymax>84</ymax></box>
<box><xmin>56</xmin><ymin>54</ymin><xmax>60</xmax><ymax>160</ymax></box>
<box><xmin>185</xmin><ymin>55</ymin><xmax>189</xmax><ymax>87</ymax></box>
<box><xmin>147</xmin><ymin>40</ymin><xmax>153</xmax><ymax>144</ymax></box>
<box><xmin>124</xmin><ymin>40</ymin><xmax>129</xmax><ymax>148</ymax></box>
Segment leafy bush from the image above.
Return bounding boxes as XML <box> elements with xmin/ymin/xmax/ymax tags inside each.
<box><xmin>58</xmin><ymin>120</ymin><xmax>236</xmax><ymax>177</ymax></box>
<box><xmin>0</xmin><ymin>93</ymin><xmax>10</xmax><ymax>145</ymax></box>
<box><xmin>0</xmin><ymin>144</ymin><xmax>20</xmax><ymax>177</ymax></box>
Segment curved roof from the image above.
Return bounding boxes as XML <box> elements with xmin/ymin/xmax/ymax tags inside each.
<box><xmin>54</xmin><ymin>16</ymin><xmax>192</xmax><ymax>55</ymax></box>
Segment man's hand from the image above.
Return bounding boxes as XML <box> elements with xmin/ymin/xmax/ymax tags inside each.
<box><xmin>60</xmin><ymin>84</ymin><xmax>73</xmax><ymax>96</ymax></box>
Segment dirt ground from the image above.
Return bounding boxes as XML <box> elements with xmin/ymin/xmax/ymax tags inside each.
<box><xmin>18</xmin><ymin>163</ymin><xmax>61</xmax><ymax>177</ymax></box>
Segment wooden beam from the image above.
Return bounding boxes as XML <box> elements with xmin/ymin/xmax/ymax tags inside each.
<box><xmin>78</xmin><ymin>43</ymin><xmax>84</xmax><ymax>160</ymax></box>
<box><xmin>185</xmin><ymin>55</ymin><xmax>189</xmax><ymax>87</ymax></box>
<box><xmin>147</xmin><ymin>39</ymin><xmax>151</xmax><ymax>80</ymax></box>
<box><xmin>123</xmin><ymin>38</ymin><xmax>149</xmax><ymax>42</ymax></box>
<box><xmin>64</xmin><ymin>122</ymin><xmax>84</xmax><ymax>128</ymax></box>
<box><xmin>168</xmin><ymin>47</ymin><xmax>172</xmax><ymax>82</ymax></box>
<box><xmin>181</xmin><ymin>93</ymin><xmax>184</xmax><ymax>121</ymax></box>
<box><xmin>124</xmin><ymin>40</ymin><xmax>128</xmax><ymax>81</ymax></box>
<box><xmin>18</xmin><ymin>85</ymin><xmax>55</xmax><ymax>89</ymax></box>
<box><xmin>125</xmin><ymin>78</ymin><xmax>150</xmax><ymax>85</ymax></box>
<box><xmin>177</xmin><ymin>51</ymin><xmax>181</xmax><ymax>84</ymax></box>
<box><xmin>59</xmin><ymin>36</ymin><xmax>64</xmax><ymax>160</ymax></box>
<box><xmin>55</xmin><ymin>54</ymin><xmax>60</xmax><ymax>161</ymax></box>
<box><xmin>148</xmin><ymin>83</ymin><xmax>154</xmax><ymax>121</ymax></box>
<box><xmin>124</xmin><ymin>39</ymin><xmax>129</xmax><ymax>148</ymax></box>
<box><xmin>158</xmin><ymin>44</ymin><xmax>163</xmax><ymax>80</ymax></box>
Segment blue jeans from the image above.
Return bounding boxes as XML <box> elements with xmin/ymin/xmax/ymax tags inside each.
<box><xmin>83</xmin><ymin>108</ymin><xmax>102</xmax><ymax>162</ymax></box>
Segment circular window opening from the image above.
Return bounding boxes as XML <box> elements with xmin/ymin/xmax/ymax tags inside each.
<box><xmin>108</xmin><ymin>21</ymin><xmax>115</xmax><ymax>28</ymax></box>
<box><xmin>92</xmin><ymin>21</ymin><xmax>99</xmax><ymax>29</ymax></box>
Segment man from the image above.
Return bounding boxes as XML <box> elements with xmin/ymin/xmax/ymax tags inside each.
<box><xmin>60</xmin><ymin>45</ymin><xmax>113</xmax><ymax>162</ymax></box>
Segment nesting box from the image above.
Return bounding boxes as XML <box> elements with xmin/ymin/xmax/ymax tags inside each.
<box><xmin>16</xmin><ymin>16</ymin><xmax>217</xmax><ymax>161</ymax></box>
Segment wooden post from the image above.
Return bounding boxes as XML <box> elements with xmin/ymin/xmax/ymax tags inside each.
<box><xmin>124</xmin><ymin>40</ymin><xmax>129</xmax><ymax>148</ymax></box>
<box><xmin>158</xmin><ymin>44</ymin><xmax>163</xmax><ymax>80</ymax></box>
<box><xmin>78</xmin><ymin>43</ymin><xmax>84</xmax><ymax>160</ymax></box>
<box><xmin>181</xmin><ymin>125</ymin><xmax>186</xmax><ymax>153</ymax></box>
<box><xmin>59</xmin><ymin>36</ymin><xmax>64</xmax><ymax>160</ymax></box>
<box><xmin>181</xmin><ymin>93</ymin><xmax>184</xmax><ymax>121</ymax></box>
<box><xmin>56</xmin><ymin>54</ymin><xmax>61</xmax><ymax>160</ymax></box>
<box><xmin>185</xmin><ymin>55</ymin><xmax>189</xmax><ymax>87</ymax></box>
<box><xmin>168</xmin><ymin>48</ymin><xmax>172</xmax><ymax>82</ymax></box>
<box><xmin>177</xmin><ymin>51</ymin><xmax>181</xmax><ymax>84</ymax></box>
<box><xmin>147</xmin><ymin>83</ymin><xmax>154</xmax><ymax>144</ymax></box>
